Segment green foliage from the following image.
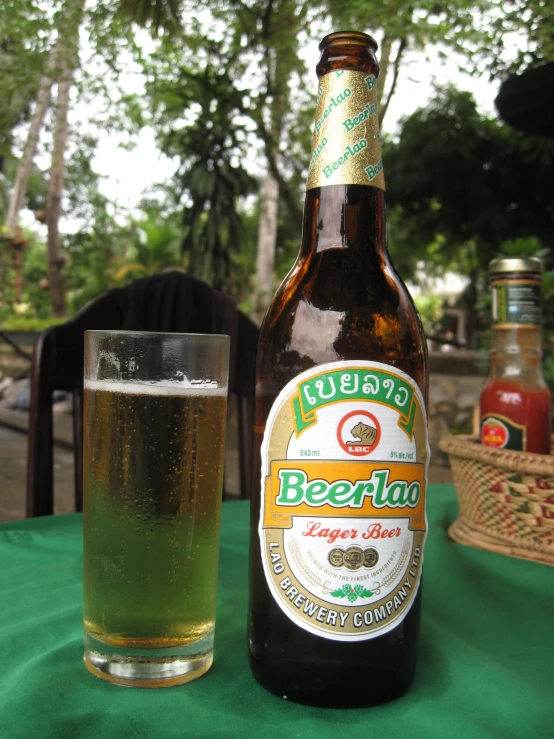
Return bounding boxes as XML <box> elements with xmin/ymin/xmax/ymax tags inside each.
<box><xmin>3</xmin><ymin>0</ymin><xmax>554</xmax><ymax>328</ymax></box>
<box><xmin>384</xmin><ymin>85</ymin><xmax>554</xmax><ymax>347</ymax></box>
<box><xmin>225</xmin><ymin>204</ymin><xmax>258</xmax><ymax>314</ymax></box>
<box><xmin>384</xmin><ymin>86</ymin><xmax>554</xmax><ymax>282</ymax></box>
<box><xmin>329</xmin><ymin>0</ymin><xmax>554</xmax><ymax>81</ymax></box>
<box><xmin>1</xmin><ymin>156</ymin><xmax>48</xmax><ymax>218</ymax></box>
<box><xmin>64</xmin><ymin>206</ymin><xmax>183</xmax><ymax>314</ymax></box>
<box><xmin>274</xmin><ymin>200</ymin><xmax>302</xmax><ymax>282</ymax></box>
<box><xmin>543</xmin><ymin>270</ymin><xmax>554</xmax><ymax>332</ymax></box>
<box><xmin>0</xmin><ymin>175</ymin><xmax>7</xmax><ymax>222</ymax></box>
<box><xmin>0</xmin><ymin>315</ymin><xmax>65</xmax><ymax>332</ymax></box>
<box><xmin>126</xmin><ymin>210</ymin><xmax>182</xmax><ymax>274</ymax></box>
<box><xmin>414</xmin><ymin>295</ymin><xmax>444</xmax><ymax>336</ymax></box>
<box><xmin>139</xmin><ymin>2</ymin><xmax>314</xmax><ymax>295</ymax></box>
<box><xmin>0</xmin><ymin>1</ymin><xmax>53</xmax><ymax>169</ymax></box>
<box><xmin>0</xmin><ymin>202</ymin><xmax>184</xmax><ymax>322</ymax></box>
<box><xmin>472</xmin><ymin>0</ymin><xmax>554</xmax><ymax>77</ymax></box>
<box><xmin>147</xmin><ymin>62</ymin><xmax>258</xmax><ymax>289</ymax></box>
<box><xmin>498</xmin><ymin>237</ymin><xmax>552</xmax><ymax>276</ymax></box>
<box><xmin>21</xmin><ymin>236</ymin><xmax>52</xmax><ymax>319</ymax></box>
<box><xmin>0</xmin><ymin>228</ymin><xmax>50</xmax><ymax>318</ymax></box>
<box><xmin>116</xmin><ymin>0</ymin><xmax>181</xmax><ymax>33</ymax></box>
<box><xmin>386</xmin><ymin>205</ymin><xmax>429</xmax><ymax>281</ymax></box>
<box><xmin>63</xmin><ymin>216</ymin><xmax>127</xmax><ymax>314</ymax></box>
<box><xmin>326</xmin><ymin>0</ymin><xmax>488</xmax><ymax>50</ymax></box>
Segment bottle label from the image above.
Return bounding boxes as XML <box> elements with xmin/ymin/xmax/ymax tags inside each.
<box><xmin>259</xmin><ymin>360</ymin><xmax>428</xmax><ymax>641</ymax></box>
<box><xmin>492</xmin><ymin>280</ymin><xmax>541</xmax><ymax>326</ymax></box>
<box><xmin>481</xmin><ymin>414</ymin><xmax>526</xmax><ymax>451</ymax></box>
<box><xmin>306</xmin><ymin>71</ymin><xmax>385</xmax><ymax>192</ymax></box>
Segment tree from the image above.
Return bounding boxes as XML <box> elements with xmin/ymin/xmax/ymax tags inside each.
<box><xmin>383</xmin><ymin>85</ymin><xmax>554</xmax><ymax>340</ymax></box>
<box><xmin>140</xmin><ymin>2</ymin><xmax>310</xmax><ymax>319</ymax></box>
<box><xmin>6</xmin><ymin>0</ymin><xmax>552</xmax><ymax>326</ymax></box>
<box><xmin>0</xmin><ymin>2</ymin><xmax>51</xmax><ymax>175</ymax></box>
<box><xmin>4</xmin><ymin>1</ymin><xmax>86</xmax><ymax>316</ymax></box>
<box><xmin>243</xmin><ymin>0</ymin><xmax>305</xmax><ymax>322</ymax></box>
<box><xmin>326</xmin><ymin>0</ymin><xmax>492</xmax><ymax>124</ymax></box>
<box><xmin>147</xmin><ymin>58</ymin><xmax>258</xmax><ymax>290</ymax></box>
<box><xmin>64</xmin><ymin>207</ymin><xmax>183</xmax><ymax>314</ymax></box>
<box><xmin>45</xmin><ymin>1</ymin><xmax>87</xmax><ymax>317</ymax></box>
<box><xmin>2</xmin><ymin>0</ymin><xmax>181</xmax><ymax>316</ymax></box>
<box><xmin>167</xmin><ymin>0</ymin><xmax>514</xmax><ymax>321</ymax></box>
<box><xmin>386</xmin><ymin>87</ymin><xmax>554</xmax><ymax>256</ymax></box>
<box><xmin>470</xmin><ymin>0</ymin><xmax>554</xmax><ymax>78</ymax></box>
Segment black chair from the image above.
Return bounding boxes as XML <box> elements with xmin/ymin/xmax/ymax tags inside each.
<box><xmin>27</xmin><ymin>271</ymin><xmax>259</xmax><ymax>517</ymax></box>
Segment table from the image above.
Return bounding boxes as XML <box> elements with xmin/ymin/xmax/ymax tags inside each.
<box><xmin>0</xmin><ymin>485</ymin><xmax>552</xmax><ymax>738</ymax></box>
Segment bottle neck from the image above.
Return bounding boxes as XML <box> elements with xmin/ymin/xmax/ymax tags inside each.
<box><xmin>302</xmin><ymin>53</ymin><xmax>386</xmax><ymax>259</ymax></box>
<box><xmin>488</xmin><ymin>271</ymin><xmax>545</xmax><ymax>381</ymax></box>
<box><xmin>299</xmin><ymin>185</ymin><xmax>387</xmax><ymax>258</ymax></box>
<box><xmin>307</xmin><ymin>69</ymin><xmax>384</xmax><ymax>194</ymax></box>
<box><xmin>490</xmin><ymin>326</ymin><xmax>544</xmax><ymax>381</ymax></box>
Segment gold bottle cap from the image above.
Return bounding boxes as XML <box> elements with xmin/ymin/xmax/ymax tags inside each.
<box><xmin>489</xmin><ymin>257</ymin><xmax>542</xmax><ymax>275</ymax></box>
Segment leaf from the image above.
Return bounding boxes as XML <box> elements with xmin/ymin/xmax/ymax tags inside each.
<box><xmin>330</xmin><ymin>588</ymin><xmax>348</xmax><ymax>598</ymax></box>
<box><xmin>354</xmin><ymin>585</ymin><xmax>375</xmax><ymax>598</ymax></box>
<box><xmin>330</xmin><ymin>583</ymin><xmax>374</xmax><ymax>601</ymax></box>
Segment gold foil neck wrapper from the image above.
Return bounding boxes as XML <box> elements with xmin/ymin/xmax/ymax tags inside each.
<box><xmin>306</xmin><ymin>70</ymin><xmax>385</xmax><ymax>192</ymax></box>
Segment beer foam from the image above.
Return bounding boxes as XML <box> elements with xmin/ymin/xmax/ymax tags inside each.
<box><xmin>84</xmin><ymin>379</ymin><xmax>227</xmax><ymax>396</ymax></box>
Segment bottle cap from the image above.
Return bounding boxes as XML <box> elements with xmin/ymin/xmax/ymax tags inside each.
<box><xmin>489</xmin><ymin>257</ymin><xmax>542</xmax><ymax>275</ymax></box>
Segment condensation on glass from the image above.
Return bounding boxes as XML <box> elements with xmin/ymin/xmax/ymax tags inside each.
<box><xmin>83</xmin><ymin>330</ymin><xmax>229</xmax><ymax>687</ymax></box>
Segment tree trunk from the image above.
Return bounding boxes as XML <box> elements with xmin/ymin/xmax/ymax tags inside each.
<box><xmin>379</xmin><ymin>38</ymin><xmax>407</xmax><ymax>125</ymax></box>
<box><xmin>5</xmin><ymin>70</ymin><xmax>55</xmax><ymax>234</ymax></box>
<box><xmin>459</xmin><ymin>269</ymin><xmax>479</xmax><ymax>349</ymax></box>
<box><xmin>46</xmin><ymin>59</ymin><xmax>75</xmax><ymax>318</ymax></box>
<box><xmin>250</xmin><ymin>0</ymin><xmax>300</xmax><ymax>324</ymax></box>
<box><xmin>376</xmin><ymin>36</ymin><xmax>393</xmax><ymax>107</ymax></box>
<box><xmin>251</xmin><ymin>155</ymin><xmax>280</xmax><ymax>325</ymax></box>
<box><xmin>44</xmin><ymin>0</ymin><xmax>85</xmax><ymax>318</ymax></box>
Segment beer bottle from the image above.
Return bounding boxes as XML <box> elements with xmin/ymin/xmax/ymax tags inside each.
<box><xmin>248</xmin><ymin>31</ymin><xmax>429</xmax><ymax>707</ymax></box>
<box><xmin>480</xmin><ymin>257</ymin><xmax>552</xmax><ymax>454</ymax></box>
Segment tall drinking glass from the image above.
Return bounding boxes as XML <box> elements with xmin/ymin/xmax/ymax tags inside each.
<box><xmin>83</xmin><ymin>331</ymin><xmax>229</xmax><ymax>687</ymax></box>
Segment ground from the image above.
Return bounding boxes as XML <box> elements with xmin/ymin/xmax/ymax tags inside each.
<box><xmin>0</xmin><ymin>411</ymin><xmax>76</xmax><ymax>522</ymax></box>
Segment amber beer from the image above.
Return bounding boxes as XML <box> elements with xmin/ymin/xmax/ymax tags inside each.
<box><xmin>248</xmin><ymin>31</ymin><xmax>429</xmax><ymax>706</ymax></box>
<box><xmin>83</xmin><ymin>378</ymin><xmax>227</xmax><ymax>683</ymax></box>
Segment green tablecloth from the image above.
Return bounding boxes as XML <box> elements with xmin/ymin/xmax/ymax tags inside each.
<box><xmin>0</xmin><ymin>485</ymin><xmax>552</xmax><ymax>738</ymax></box>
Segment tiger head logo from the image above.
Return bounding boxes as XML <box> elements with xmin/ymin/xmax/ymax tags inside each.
<box><xmin>346</xmin><ymin>422</ymin><xmax>377</xmax><ymax>446</ymax></box>
<box><xmin>337</xmin><ymin>411</ymin><xmax>381</xmax><ymax>456</ymax></box>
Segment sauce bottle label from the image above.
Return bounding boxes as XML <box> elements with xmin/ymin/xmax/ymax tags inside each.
<box><xmin>492</xmin><ymin>280</ymin><xmax>541</xmax><ymax>326</ymax></box>
<box><xmin>481</xmin><ymin>414</ymin><xmax>526</xmax><ymax>451</ymax></box>
<box><xmin>306</xmin><ymin>70</ymin><xmax>385</xmax><ymax>192</ymax></box>
<box><xmin>259</xmin><ymin>360</ymin><xmax>428</xmax><ymax>641</ymax></box>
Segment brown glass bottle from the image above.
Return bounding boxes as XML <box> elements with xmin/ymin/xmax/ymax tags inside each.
<box><xmin>248</xmin><ymin>31</ymin><xmax>428</xmax><ymax>708</ymax></box>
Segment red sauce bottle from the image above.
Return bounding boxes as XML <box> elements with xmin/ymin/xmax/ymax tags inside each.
<box><xmin>480</xmin><ymin>257</ymin><xmax>552</xmax><ymax>454</ymax></box>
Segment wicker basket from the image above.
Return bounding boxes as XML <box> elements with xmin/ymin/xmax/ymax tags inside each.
<box><xmin>438</xmin><ymin>434</ymin><xmax>554</xmax><ymax>566</ymax></box>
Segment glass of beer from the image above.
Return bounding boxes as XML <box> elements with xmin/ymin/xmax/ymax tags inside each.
<box><xmin>83</xmin><ymin>331</ymin><xmax>229</xmax><ymax>687</ymax></box>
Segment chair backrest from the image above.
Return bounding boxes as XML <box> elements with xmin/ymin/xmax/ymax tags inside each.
<box><xmin>26</xmin><ymin>271</ymin><xmax>259</xmax><ymax>517</ymax></box>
